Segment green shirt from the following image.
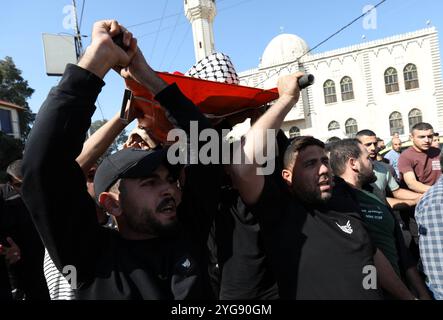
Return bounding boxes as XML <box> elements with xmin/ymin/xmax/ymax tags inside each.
<box><xmin>355</xmin><ymin>189</ymin><xmax>401</xmax><ymax>276</ymax></box>
<box><xmin>371</xmin><ymin>161</ymin><xmax>399</xmax><ymax>201</ymax></box>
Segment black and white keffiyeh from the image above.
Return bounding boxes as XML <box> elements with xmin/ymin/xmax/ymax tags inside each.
<box><xmin>185</xmin><ymin>52</ymin><xmax>239</xmax><ymax>84</ymax></box>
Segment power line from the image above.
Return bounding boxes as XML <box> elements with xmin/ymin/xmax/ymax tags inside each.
<box><xmin>218</xmin><ymin>0</ymin><xmax>255</xmax><ymax>13</ymax></box>
<box><xmin>253</xmin><ymin>0</ymin><xmax>388</xmax><ymax>88</ymax></box>
<box><xmin>79</xmin><ymin>0</ymin><xmax>86</xmax><ymax>32</ymax></box>
<box><xmin>137</xmin><ymin>20</ymin><xmax>187</xmax><ymax>40</ymax></box>
<box><xmin>140</xmin><ymin>0</ymin><xmax>254</xmax><ymax>70</ymax></box>
<box><xmin>126</xmin><ymin>0</ymin><xmax>230</xmax><ymax>30</ymax></box>
<box><xmin>131</xmin><ymin>0</ymin><xmax>242</xmax><ymax>40</ymax></box>
<box><xmin>159</xmin><ymin>8</ymin><xmax>182</xmax><ymax>70</ymax></box>
<box><xmin>301</xmin><ymin>0</ymin><xmax>387</xmax><ymax>61</ymax></box>
<box><xmin>150</xmin><ymin>0</ymin><xmax>169</xmax><ymax>61</ymax></box>
<box><xmin>95</xmin><ymin>98</ymin><xmax>105</xmax><ymax>121</ymax></box>
<box><xmin>167</xmin><ymin>25</ymin><xmax>192</xmax><ymax>71</ymax></box>
<box><xmin>127</xmin><ymin>12</ymin><xmax>181</xmax><ymax>29</ymax></box>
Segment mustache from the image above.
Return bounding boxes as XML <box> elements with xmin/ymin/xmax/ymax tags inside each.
<box><xmin>156</xmin><ymin>197</ymin><xmax>176</xmax><ymax>212</ymax></box>
<box><xmin>318</xmin><ymin>174</ymin><xmax>331</xmax><ymax>184</ymax></box>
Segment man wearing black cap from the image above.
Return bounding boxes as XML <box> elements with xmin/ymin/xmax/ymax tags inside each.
<box><xmin>21</xmin><ymin>20</ymin><xmax>219</xmax><ymax>299</ymax></box>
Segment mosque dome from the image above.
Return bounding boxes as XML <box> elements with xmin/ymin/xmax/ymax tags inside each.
<box><xmin>260</xmin><ymin>33</ymin><xmax>309</xmax><ymax>68</ymax></box>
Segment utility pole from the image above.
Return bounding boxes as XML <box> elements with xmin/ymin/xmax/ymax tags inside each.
<box><xmin>72</xmin><ymin>0</ymin><xmax>84</xmax><ymax>60</ymax></box>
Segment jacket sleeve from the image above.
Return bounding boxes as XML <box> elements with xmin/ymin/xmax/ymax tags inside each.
<box><xmin>155</xmin><ymin>84</ymin><xmax>222</xmax><ymax>242</ymax></box>
<box><xmin>21</xmin><ymin>64</ymin><xmax>105</xmax><ymax>283</ymax></box>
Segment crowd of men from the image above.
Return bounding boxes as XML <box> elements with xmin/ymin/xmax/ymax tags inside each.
<box><xmin>1</xmin><ymin>20</ymin><xmax>442</xmax><ymax>300</ymax></box>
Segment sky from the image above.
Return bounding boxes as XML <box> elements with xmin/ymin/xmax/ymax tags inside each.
<box><xmin>1</xmin><ymin>0</ymin><xmax>443</xmax><ymax>123</ymax></box>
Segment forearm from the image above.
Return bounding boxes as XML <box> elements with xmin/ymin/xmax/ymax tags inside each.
<box><xmin>78</xmin><ymin>45</ymin><xmax>114</xmax><ymax>79</ymax></box>
<box><xmin>135</xmin><ymin>61</ymin><xmax>168</xmax><ymax>96</ymax></box>
<box><xmin>374</xmin><ymin>249</ymin><xmax>415</xmax><ymax>300</ymax></box>
<box><xmin>154</xmin><ymin>83</ymin><xmax>212</xmax><ymax>133</ymax></box>
<box><xmin>405</xmin><ymin>267</ymin><xmax>432</xmax><ymax>300</ymax></box>
<box><xmin>405</xmin><ymin>179</ymin><xmax>430</xmax><ymax>194</ymax></box>
<box><xmin>242</xmin><ymin>94</ymin><xmax>295</xmax><ymax>164</ymax></box>
<box><xmin>392</xmin><ymin>188</ymin><xmax>421</xmax><ymax>201</ymax></box>
<box><xmin>386</xmin><ymin>197</ymin><xmax>416</xmax><ymax>210</ymax></box>
<box><xmin>76</xmin><ymin>112</ymin><xmax>127</xmax><ymax>174</ymax></box>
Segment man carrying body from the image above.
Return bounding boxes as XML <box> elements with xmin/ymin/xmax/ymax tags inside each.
<box><xmin>398</xmin><ymin>122</ymin><xmax>441</xmax><ymax>193</ymax></box>
<box><xmin>230</xmin><ymin>73</ymin><xmax>382</xmax><ymax>299</ymax></box>
<box><xmin>330</xmin><ymin>139</ymin><xmax>431</xmax><ymax>300</ymax></box>
<box><xmin>21</xmin><ymin>20</ymin><xmax>219</xmax><ymax>299</ymax></box>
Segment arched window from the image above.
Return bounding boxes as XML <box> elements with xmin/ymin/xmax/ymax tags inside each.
<box><xmin>384</xmin><ymin>67</ymin><xmax>399</xmax><ymax>93</ymax></box>
<box><xmin>323</xmin><ymin>80</ymin><xmax>337</xmax><ymax>104</ymax></box>
<box><xmin>289</xmin><ymin>126</ymin><xmax>300</xmax><ymax>138</ymax></box>
<box><xmin>408</xmin><ymin>108</ymin><xmax>422</xmax><ymax>130</ymax></box>
<box><xmin>328</xmin><ymin>121</ymin><xmax>340</xmax><ymax>131</ymax></box>
<box><xmin>389</xmin><ymin>111</ymin><xmax>404</xmax><ymax>135</ymax></box>
<box><xmin>345</xmin><ymin>118</ymin><xmax>358</xmax><ymax>138</ymax></box>
<box><xmin>404</xmin><ymin>63</ymin><xmax>419</xmax><ymax>90</ymax></box>
<box><xmin>340</xmin><ymin>76</ymin><xmax>354</xmax><ymax>101</ymax></box>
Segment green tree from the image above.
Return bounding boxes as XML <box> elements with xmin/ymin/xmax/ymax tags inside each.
<box><xmin>0</xmin><ymin>56</ymin><xmax>35</xmax><ymax>141</ymax></box>
<box><xmin>89</xmin><ymin>119</ymin><xmax>128</xmax><ymax>160</ymax></box>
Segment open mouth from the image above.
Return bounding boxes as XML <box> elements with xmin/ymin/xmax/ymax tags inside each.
<box><xmin>318</xmin><ymin>179</ymin><xmax>331</xmax><ymax>191</ymax></box>
<box><xmin>157</xmin><ymin>198</ymin><xmax>177</xmax><ymax>215</ymax></box>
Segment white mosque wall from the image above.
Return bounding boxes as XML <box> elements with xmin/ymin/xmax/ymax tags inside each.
<box><xmin>239</xmin><ymin>28</ymin><xmax>443</xmax><ymax>143</ymax></box>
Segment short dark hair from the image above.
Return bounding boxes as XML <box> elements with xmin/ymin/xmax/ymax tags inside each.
<box><xmin>356</xmin><ymin>129</ymin><xmax>376</xmax><ymax>138</ymax></box>
<box><xmin>411</xmin><ymin>122</ymin><xmax>433</xmax><ymax>132</ymax></box>
<box><xmin>329</xmin><ymin>139</ymin><xmax>362</xmax><ymax>176</ymax></box>
<box><xmin>325</xmin><ymin>141</ymin><xmax>338</xmax><ymax>153</ymax></box>
<box><xmin>434</xmin><ymin>132</ymin><xmax>440</xmax><ymax>137</ymax></box>
<box><xmin>283</xmin><ymin>136</ymin><xmax>325</xmax><ymax>169</ymax></box>
<box><xmin>6</xmin><ymin>159</ymin><xmax>23</xmax><ymax>182</ymax></box>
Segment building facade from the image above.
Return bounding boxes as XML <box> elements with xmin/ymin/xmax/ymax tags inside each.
<box><xmin>238</xmin><ymin>28</ymin><xmax>443</xmax><ymax>142</ymax></box>
<box><xmin>0</xmin><ymin>100</ymin><xmax>23</xmax><ymax>139</ymax></box>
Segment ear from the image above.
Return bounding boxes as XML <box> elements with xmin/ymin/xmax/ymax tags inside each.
<box><xmin>98</xmin><ymin>192</ymin><xmax>122</xmax><ymax>217</ymax></box>
<box><xmin>282</xmin><ymin>169</ymin><xmax>293</xmax><ymax>186</ymax></box>
<box><xmin>349</xmin><ymin>157</ymin><xmax>359</xmax><ymax>171</ymax></box>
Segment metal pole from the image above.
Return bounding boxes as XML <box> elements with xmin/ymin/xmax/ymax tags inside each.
<box><xmin>72</xmin><ymin>0</ymin><xmax>83</xmax><ymax>60</ymax></box>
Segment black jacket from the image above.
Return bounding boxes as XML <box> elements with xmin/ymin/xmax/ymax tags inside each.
<box><xmin>0</xmin><ymin>184</ymin><xmax>49</xmax><ymax>300</ymax></box>
<box><xmin>22</xmin><ymin>64</ymin><xmax>220</xmax><ymax>299</ymax></box>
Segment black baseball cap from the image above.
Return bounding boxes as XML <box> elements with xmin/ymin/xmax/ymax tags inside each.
<box><xmin>94</xmin><ymin>147</ymin><xmax>179</xmax><ymax>197</ymax></box>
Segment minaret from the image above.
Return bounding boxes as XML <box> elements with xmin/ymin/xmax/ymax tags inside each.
<box><xmin>184</xmin><ymin>0</ymin><xmax>216</xmax><ymax>62</ymax></box>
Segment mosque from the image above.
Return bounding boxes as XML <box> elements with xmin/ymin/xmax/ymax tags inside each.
<box><xmin>184</xmin><ymin>0</ymin><xmax>443</xmax><ymax>142</ymax></box>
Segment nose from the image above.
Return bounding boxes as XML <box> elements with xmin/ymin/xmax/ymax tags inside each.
<box><xmin>159</xmin><ymin>179</ymin><xmax>176</xmax><ymax>197</ymax></box>
<box><xmin>319</xmin><ymin>163</ymin><xmax>329</xmax><ymax>176</ymax></box>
